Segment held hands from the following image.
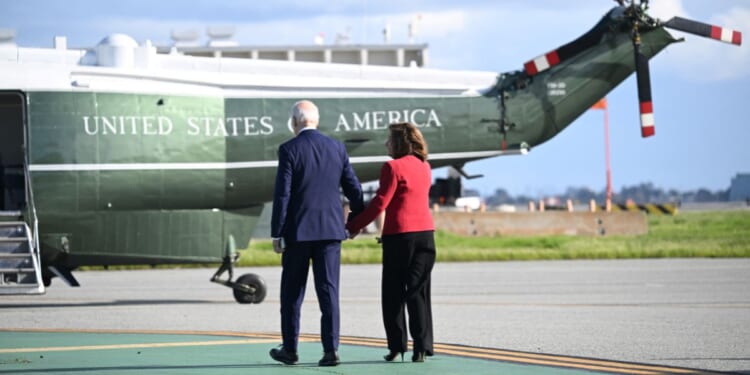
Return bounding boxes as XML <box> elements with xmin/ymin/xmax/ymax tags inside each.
<box><xmin>273</xmin><ymin>238</ymin><xmax>285</xmax><ymax>254</ymax></box>
<box><xmin>346</xmin><ymin>228</ymin><xmax>361</xmax><ymax>240</ymax></box>
<box><xmin>345</xmin><ymin>211</ymin><xmax>361</xmax><ymax>240</ymax></box>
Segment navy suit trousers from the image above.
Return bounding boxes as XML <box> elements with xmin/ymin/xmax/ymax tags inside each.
<box><xmin>280</xmin><ymin>240</ymin><xmax>341</xmax><ymax>353</ymax></box>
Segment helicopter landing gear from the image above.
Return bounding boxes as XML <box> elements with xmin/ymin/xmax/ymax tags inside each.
<box><xmin>232</xmin><ymin>273</ymin><xmax>267</xmax><ymax>304</ymax></box>
<box><xmin>210</xmin><ymin>235</ymin><xmax>267</xmax><ymax>304</ymax></box>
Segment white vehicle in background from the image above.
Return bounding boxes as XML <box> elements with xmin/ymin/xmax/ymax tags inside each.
<box><xmin>455</xmin><ymin>196</ymin><xmax>481</xmax><ymax>211</ymax></box>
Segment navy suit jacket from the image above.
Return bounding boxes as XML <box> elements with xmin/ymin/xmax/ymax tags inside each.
<box><xmin>271</xmin><ymin>129</ymin><xmax>364</xmax><ymax>242</ymax></box>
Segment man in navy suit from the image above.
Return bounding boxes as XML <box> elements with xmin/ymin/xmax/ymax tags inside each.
<box><xmin>270</xmin><ymin>100</ymin><xmax>364</xmax><ymax>367</ymax></box>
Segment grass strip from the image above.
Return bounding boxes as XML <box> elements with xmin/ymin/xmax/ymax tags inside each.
<box><xmin>238</xmin><ymin>211</ymin><xmax>750</xmax><ymax>266</ymax></box>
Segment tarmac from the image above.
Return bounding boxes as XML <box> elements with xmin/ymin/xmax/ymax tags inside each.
<box><xmin>2</xmin><ymin>259</ymin><xmax>749</xmax><ymax>374</ymax></box>
<box><xmin>0</xmin><ymin>329</ymin><xmax>723</xmax><ymax>374</ymax></box>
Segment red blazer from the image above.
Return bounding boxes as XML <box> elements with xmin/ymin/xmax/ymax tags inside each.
<box><xmin>347</xmin><ymin>155</ymin><xmax>434</xmax><ymax>235</ymax></box>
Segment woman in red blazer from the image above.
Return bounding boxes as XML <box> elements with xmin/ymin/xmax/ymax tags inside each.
<box><xmin>346</xmin><ymin>122</ymin><xmax>435</xmax><ymax>363</ymax></box>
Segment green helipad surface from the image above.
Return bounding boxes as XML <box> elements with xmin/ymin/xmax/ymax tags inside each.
<box><xmin>0</xmin><ymin>329</ymin><xmax>713</xmax><ymax>374</ymax></box>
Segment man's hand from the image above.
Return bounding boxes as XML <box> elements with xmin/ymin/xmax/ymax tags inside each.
<box><xmin>273</xmin><ymin>238</ymin><xmax>285</xmax><ymax>254</ymax></box>
<box><xmin>347</xmin><ymin>229</ymin><xmax>360</xmax><ymax>240</ymax></box>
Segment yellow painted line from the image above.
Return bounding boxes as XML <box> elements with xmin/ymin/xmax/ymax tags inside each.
<box><xmin>0</xmin><ymin>328</ymin><xmax>279</xmax><ymax>339</ymax></box>
<box><xmin>432</xmin><ymin>344</ymin><xmax>700</xmax><ymax>374</ymax></box>
<box><xmin>333</xmin><ymin>336</ymin><xmax>705</xmax><ymax>375</ymax></box>
<box><xmin>436</xmin><ymin>347</ymin><xmax>661</xmax><ymax>375</ymax></box>
<box><xmin>339</xmin><ymin>338</ymin><xmax>387</xmax><ymax>347</ymax></box>
<box><xmin>0</xmin><ymin>338</ymin><xmax>279</xmax><ymax>354</ymax></box>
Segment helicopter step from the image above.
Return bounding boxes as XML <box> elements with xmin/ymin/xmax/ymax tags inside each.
<box><xmin>0</xmin><ymin>219</ymin><xmax>45</xmax><ymax>295</ymax></box>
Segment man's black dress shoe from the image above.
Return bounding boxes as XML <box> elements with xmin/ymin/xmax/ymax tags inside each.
<box><xmin>318</xmin><ymin>351</ymin><xmax>340</xmax><ymax>366</ymax></box>
<box><xmin>269</xmin><ymin>346</ymin><xmax>298</xmax><ymax>365</ymax></box>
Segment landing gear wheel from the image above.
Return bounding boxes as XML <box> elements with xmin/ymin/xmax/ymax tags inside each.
<box><xmin>233</xmin><ymin>273</ymin><xmax>267</xmax><ymax>304</ymax></box>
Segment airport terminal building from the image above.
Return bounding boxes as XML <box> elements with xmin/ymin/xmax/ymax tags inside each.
<box><xmin>729</xmin><ymin>173</ymin><xmax>750</xmax><ymax>202</ymax></box>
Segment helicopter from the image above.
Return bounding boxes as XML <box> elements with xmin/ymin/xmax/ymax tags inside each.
<box><xmin>0</xmin><ymin>0</ymin><xmax>741</xmax><ymax>303</ymax></box>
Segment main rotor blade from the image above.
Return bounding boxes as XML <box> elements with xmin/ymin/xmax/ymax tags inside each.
<box><xmin>634</xmin><ymin>39</ymin><xmax>655</xmax><ymax>138</ymax></box>
<box><xmin>523</xmin><ymin>22</ymin><xmax>604</xmax><ymax>76</ymax></box>
<box><xmin>664</xmin><ymin>17</ymin><xmax>742</xmax><ymax>46</ymax></box>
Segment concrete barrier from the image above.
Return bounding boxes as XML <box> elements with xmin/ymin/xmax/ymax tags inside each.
<box><xmin>433</xmin><ymin>211</ymin><xmax>648</xmax><ymax>237</ymax></box>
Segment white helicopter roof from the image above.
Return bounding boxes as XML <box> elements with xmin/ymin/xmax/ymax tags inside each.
<box><xmin>0</xmin><ymin>34</ymin><xmax>498</xmax><ymax>98</ymax></box>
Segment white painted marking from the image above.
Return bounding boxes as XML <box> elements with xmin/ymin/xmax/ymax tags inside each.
<box><xmin>29</xmin><ymin>150</ymin><xmax>527</xmax><ymax>172</ymax></box>
<box><xmin>29</xmin><ymin>161</ymin><xmax>278</xmax><ymax>172</ymax></box>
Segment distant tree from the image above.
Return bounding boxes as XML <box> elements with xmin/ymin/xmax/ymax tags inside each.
<box><xmin>617</xmin><ymin>182</ymin><xmax>672</xmax><ymax>203</ymax></box>
<box><xmin>717</xmin><ymin>189</ymin><xmax>730</xmax><ymax>202</ymax></box>
<box><xmin>479</xmin><ymin>181</ymin><xmax>729</xmax><ymax>204</ymax></box>
<box><xmin>681</xmin><ymin>191</ymin><xmax>696</xmax><ymax>203</ymax></box>
<box><xmin>513</xmin><ymin>194</ymin><xmax>535</xmax><ymax>205</ymax></box>
<box><xmin>694</xmin><ymin>188</ymin><xmax>714</xmax><ymax>202</ymax></box>
<box><xmin>486</xmin><ymin>188</ymin><xmax>513</xmax><ymax>206</ymax></box>
<box><xmin>564</xmin><ymin>186</ymin><xmax>599</xmax><ymax>204</ymax></box>
<box><xmin>463</xmin><ymin>188</ymin><xmax>481</xmax><ymax>197</ymax></box>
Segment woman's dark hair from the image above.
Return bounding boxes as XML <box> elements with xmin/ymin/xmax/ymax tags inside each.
<box><xmin>388</xmin><ymin>122</ymin><xmax>428</xmax><ymax>161</ymax></box>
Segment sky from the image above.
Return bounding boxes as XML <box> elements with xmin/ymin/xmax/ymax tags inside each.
<box><xmin>2</xmin><ymin>0</ymin><xmax>749</xmax><ymax>198</ymax></box>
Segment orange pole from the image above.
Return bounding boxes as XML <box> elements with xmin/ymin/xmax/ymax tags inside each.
<box><xmin>604</xmin><ymin>103</ymin><xmax>612</xmax><ymax>211</ymax></box>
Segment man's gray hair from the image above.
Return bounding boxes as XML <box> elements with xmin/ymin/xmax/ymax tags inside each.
<box><xmin>292</xmin><ymin>100</ymin><xmax>320</xmax><ymax>125</ymax></box>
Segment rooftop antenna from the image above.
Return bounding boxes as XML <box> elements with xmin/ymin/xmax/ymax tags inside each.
<box><xmin>207</xmin><ymin>26</ymin><xmax>238</xmax><ymax>47</ymax></box>
<box><xmin>314</xmin><ymin>32</ymin><xmax>325</xmax><ymax>45</ymax></box>
<box><xmin>408</xmin><ymin>14</ymin><xmax>422</xmax><ymax>43</ymax></box>
<box><xmin>170</xmin><ymin>29</ymin><xmax>200</xmax><ymax>47</ymax></box>
<box><xmin>335</xmin><ymin>26</ymin><xmax>352</xmax><ymax>45</ymax></box>
<box><xmin>0</xmin><ymin>28</ymin><xmax>16</xmax><ymax>47</ymax></box>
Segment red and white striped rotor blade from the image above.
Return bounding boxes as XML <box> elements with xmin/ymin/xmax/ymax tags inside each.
<box><xmin>524</xmin><ymin>51</ymin><xmax>560</xmax><ymax>76</ymax></box>
<box><xmin>634</xmin><ymin>38</ymin><xmax>655</xmax><ymax>138</ymax></box>
<box><xmin>523</xmin><ymin>22</ymin><xmax>604</xmax><ymax>76</ymax></box>
<box><xmin>664</xmin><ymin>17</ymin><xmax>742</xmax><ymax>46</ymax></box>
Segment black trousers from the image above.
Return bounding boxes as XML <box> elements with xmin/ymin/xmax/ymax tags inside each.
<box><xmin>381</xmin><ymin>230</ymin><xmax>435</xmax><ymax>354</ymax></box>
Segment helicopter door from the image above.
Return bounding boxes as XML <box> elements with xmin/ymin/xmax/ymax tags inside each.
<box><xmin>0</xmin><ymin>92</ymin><xmax>26</xmax><ymax>212</ymax></box>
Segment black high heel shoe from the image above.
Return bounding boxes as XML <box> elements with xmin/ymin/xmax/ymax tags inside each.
<box><xmin>412</xmin><ymin>351</ymin><xmax>426</xmax><ymax>362</ymax></box>
<box><xmin>384</xmin><ymin>351</ymin><xmax>404</xmax><ymax>362</ymax></box>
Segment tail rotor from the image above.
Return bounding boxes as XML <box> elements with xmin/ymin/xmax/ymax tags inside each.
<box><xmin>621</xmin><ymin>0</ymin><xmax>741</xmax><ymax>138</ymax></box>
<box><xmin>522</xmin><ymin>0</ymin><xmax>742</xmax><ymax>138</ymax></box>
